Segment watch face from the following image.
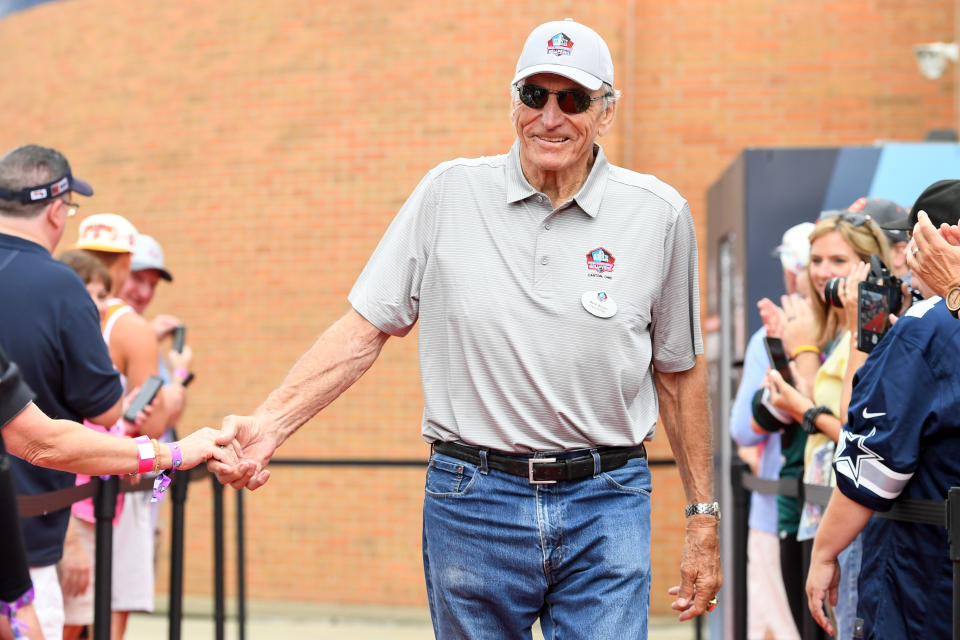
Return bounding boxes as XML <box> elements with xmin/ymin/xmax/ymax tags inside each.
<box><xmin>948</xmin><ymin>287</ymin><xmax>960</xmax><ymax>311</ymax></box>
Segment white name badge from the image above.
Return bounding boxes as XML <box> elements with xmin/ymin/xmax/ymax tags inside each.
<box><xmin>581</xmin><ymin>290</ymin><xmax>617</xmax><ymax>318</ymax></box>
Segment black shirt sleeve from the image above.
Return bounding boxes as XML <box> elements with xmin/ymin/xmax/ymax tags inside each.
<box><xmin>0</xmin><ymin>345</ymin><xmax>33</xmax><ymax>601</ymax></box>
<box><xmin>0</xmin><ymin>344</ymin><xmax>34</xmax><ymax>429</ymax></box>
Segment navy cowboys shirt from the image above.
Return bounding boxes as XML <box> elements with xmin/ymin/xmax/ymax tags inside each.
<box><xmin>837</xmin><ymin>296</ymin><xmax>960</xmax><ymax>639</ymax></box>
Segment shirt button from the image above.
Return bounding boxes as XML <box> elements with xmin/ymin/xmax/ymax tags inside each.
<box><xmin>540</xmin><ymin>256</ymin><xmax>549</xmax><ymax>265</ymax></box>
<box><xmin>536</xmin><ymin>195</ymin><xmax>544</xmax><ymax>204</ymax></box>
<box><xmin>544</xmin><ymin>222</ymin><xmax>551</xmax><ymax>230</ymax></box>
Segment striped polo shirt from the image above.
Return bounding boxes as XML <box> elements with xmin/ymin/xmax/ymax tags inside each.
<box><xmin>349</xmin><ymin>140</ymin><xmax>703</xmax><ymax>452</ymax></box>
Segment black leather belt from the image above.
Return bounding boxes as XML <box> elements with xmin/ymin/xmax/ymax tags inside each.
<box><xmin>432</xmin><ymin>440</ymin><xmax>646</xmax><ymax>485</ymax></box>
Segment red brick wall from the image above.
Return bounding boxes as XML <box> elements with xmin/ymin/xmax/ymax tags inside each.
<box><xmin>0</xmin><ymin>0</ymin><xmax>953</xmax><ymax>616</ymax></box>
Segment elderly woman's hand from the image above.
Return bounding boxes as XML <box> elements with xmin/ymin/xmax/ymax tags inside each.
<box><xmin>175</xmin><ymin>427</ymin><xmax>242</xmax><ymax>471</ymax></box>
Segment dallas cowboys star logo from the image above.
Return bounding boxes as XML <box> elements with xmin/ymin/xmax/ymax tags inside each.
<box><xmin>834</xmin><ymin>428</ymin><xmax>882</xmax><ymax>488</ymax></box>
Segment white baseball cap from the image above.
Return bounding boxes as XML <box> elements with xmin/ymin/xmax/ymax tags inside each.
<box><xmin>772</xmin><ymin>222</ymin><xmax>815</xmax><ymax>273</ymax></box>
<box><xmin>76</xmin><ymin>213</ymin><xmax>138</xmax><ymax>253</ymax></box>
<box><xmin>512</xmin><ymin>18</ymin><xmax>614</xmax><ymax>91</ymax></box>
<box><xmin>130</xmin><ymin>234</ymin><xmax>173</xmax><ymax>281</ymax></box>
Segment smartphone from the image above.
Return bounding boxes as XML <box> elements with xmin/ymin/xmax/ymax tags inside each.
<box><xmin>172</xmin><ymin>326</ymin><xmax>186</xmax><ymax>353</ymax></box>
<box><xmin>858</xmin><ymin>281</ymin><xmax>891</xmax><ymax>353</ymax></box>
<box><xmin>762</xmin><ymin>336</ymin><xmax>795</xmax><ymax>387</ymax></box>
<box><xmin>123</xmin><ymin>375</ymin><xmax>164</xmax><ymax>423</ymax></box>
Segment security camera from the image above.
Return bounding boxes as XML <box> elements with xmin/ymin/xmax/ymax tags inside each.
<box><xmin>914</xmin><ymin>42</ymin><xmax>959</xmax><ymax>80</ymax></box>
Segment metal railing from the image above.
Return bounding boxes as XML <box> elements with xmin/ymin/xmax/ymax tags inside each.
<box><xmin>731</xmin><ymin>460</ymin><xmax>960</xmax><ymax>640</ymax></box>
<box><xmin>17</xmin><ymin>454</ymin><xmax>695</xmax><ymax>639</ymax></box>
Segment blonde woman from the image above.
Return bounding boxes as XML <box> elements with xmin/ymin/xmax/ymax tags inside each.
<box><xmin>764</xmin><ymin>210</ymin><xmax>891</xmax><ymax>639</ymax></box>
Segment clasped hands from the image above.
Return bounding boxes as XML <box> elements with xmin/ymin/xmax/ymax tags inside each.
<box><xmin>205</xmin><ymin>415</ymin><xmax>275</xmax><ymax>490</ymax></box>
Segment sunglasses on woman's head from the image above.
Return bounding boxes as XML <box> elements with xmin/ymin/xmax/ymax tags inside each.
<box><xmin>516</xmin><ymin>83</ymin><xmax>610</xmax><ymax>114</ymax></box>
<box><xmin>819</xmin><ymin>211</ymin><xmax>872</xmax><ymax>227</ymax></box>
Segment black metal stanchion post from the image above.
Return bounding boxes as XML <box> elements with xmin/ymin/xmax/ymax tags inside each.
<box><xmin>948</xmin><ymin>487</ymin><xmax>960</xmax><ymax>640</ymax></box>
<box><xmin>93</xmin><ymin>476</ymin><xmax>119</xmax><ymax>640</ymax></box>
<box><xmin>213</xmin><ymin>475</ymin><xmax>226</xmax><ymax>640</ymax></box>
<box><xmin>168</xmin><ymin>468</ymin><xmax>190</xmax><ymax>640</ymax></box>
<box><xmin>731</xmin><ymin>460</ymin><xmax>750</xmax><ymax>640</ymax></box>
<box><xmin>236</xmin><ymin>488</ymin><xmax>246</xmax><ymax>640</ymax></box>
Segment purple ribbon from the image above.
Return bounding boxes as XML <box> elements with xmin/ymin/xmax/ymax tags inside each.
<box><xmin>152</xmin><ymin>442</ymin><xmax>182</xmax><ymax>502</ymax></box>
<box><xmin>1</xmin><ymin>587</ymin><xmax>35</xmax><ymax>639</ymax></box>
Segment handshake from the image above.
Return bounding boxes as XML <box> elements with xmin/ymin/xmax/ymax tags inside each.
<box><xmin>184</xmin><ymin>415</ymin><xmax>274</xmax><ymax>490</ymax></box>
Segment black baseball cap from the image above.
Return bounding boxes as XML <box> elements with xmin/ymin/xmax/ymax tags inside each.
<box><xmin>848</xmin><ymin>197</ymin><xmax>908</xmax><ymax>243</ymax></box>
<box><xmin>881</xmin><ymin>179</ymin><xmax>960</xmax><ymax>231</ymax></box>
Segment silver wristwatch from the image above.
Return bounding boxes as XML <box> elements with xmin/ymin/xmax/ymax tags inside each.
<box><xmin>685</xmin><ymin>501</ymin><xmax>721</xmax><ymax>520</ymax></box>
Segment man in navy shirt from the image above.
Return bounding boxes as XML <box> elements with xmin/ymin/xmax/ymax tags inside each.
<box><xmin>0</xmin><ymin>144</ymin><xmax>123</xmax><ymax>639</ymax></box>
<box><xmin>806</xmin><ymin>180</ymin><xmax>960</xmax><ymax>639</ymax></box>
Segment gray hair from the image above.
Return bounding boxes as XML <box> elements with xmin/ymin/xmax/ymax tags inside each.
<box><xmin>511</xmin><ymin>81</ymin><xmax>622</xmax><ymax>114</ymax></box>
<box><xmin>0</xmin><ymin>145</ymin><xmax>70</xmax><ymax>218</ymax></box>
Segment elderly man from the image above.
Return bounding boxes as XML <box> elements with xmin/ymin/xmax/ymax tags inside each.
<box><xmin>806</xmin><ymin>180</ymin><xmax>960</xmax><ymax>638</ymax></box>
<box><xmin>904</xmin><ymin>180</ymin><xmax>960</xmax><ymax>300</ymax></box>
<box><xmin>212</xmin><ymin>18</ymin><xmax>720</xmax><ymax>638</ymax></box>
<box><xmin>0</xmin><ymin>145</ymin><xmax>123</xmax><ymax>639</ymax></box>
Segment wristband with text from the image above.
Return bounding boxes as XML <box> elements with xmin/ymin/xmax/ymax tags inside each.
<box><xmin>0</xmin><ymin>587</ymin><xmax>35</xmax><ymax>639</ymax></box>
<box><xmin>152</xmin><ymin>442</ymin><xmax>182</xmax><ymax>502</ymax></box>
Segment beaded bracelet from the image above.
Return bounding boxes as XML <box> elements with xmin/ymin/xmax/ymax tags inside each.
<box><xmin>150</xmin><ymin>438</ymin><xmax>162</xmax><ymax>475</ymax></box>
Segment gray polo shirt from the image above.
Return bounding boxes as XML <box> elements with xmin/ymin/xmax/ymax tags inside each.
<box><xmin>349</xmin><ymin>140</ymin><xmax>703</xmax><ymax>452</ymax></box>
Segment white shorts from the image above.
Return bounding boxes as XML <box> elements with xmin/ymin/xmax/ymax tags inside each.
<box><xmin>62</xmin><ymin>489</ymin><xmax>155</xmax><ymax>624</ymax></box>
<box><xmin>29</xmin><ymin>565</ymin><xmax>64</xmax><ymax>640</ymax></box>
<box><xmin>61</xmin><ymin>518</ymin><xmax>96</xmax><ymax>626</ymax></box>
<box><xmin>111</xmin><ymin>488</ymin><xmax>155</xmax><ymax>613</ymax></box>
<box><xmin>747</xmin><ymin>528</ymin><xmax>799</xmax><ymax>640</ymax></box>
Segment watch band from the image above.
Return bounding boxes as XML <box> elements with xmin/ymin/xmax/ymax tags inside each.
<box><xmin>802</xmin><ymin>405</ymin><xmax>833</xmax><ymax>435</ymax></box>
<box><xmin>685</xmin><ymin>501</ymin><xmax>721</xmax><ymax>520</ymax></box>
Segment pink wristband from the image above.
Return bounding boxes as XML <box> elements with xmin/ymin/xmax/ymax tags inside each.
<box><xmin>174</xmin><ymin>368</ymin><xmax>189</xmax><ymax>380</ymax></box>
<box><xmin>135</xmin><ymin>435</ymin><xmax>155</xmax><ymax>474</ymax></box>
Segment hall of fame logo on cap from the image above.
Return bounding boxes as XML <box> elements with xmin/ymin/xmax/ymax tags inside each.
<box><xmin>586</xmin><ymin>247</ymin><xmax>615</xmax><ymax>279</ymax></box>
<box><xmin>547</xmin><ymin>33</ymin><xmax>573</xmax><ymax>56</ymax></box>
<box><xmin>582</xmin><ymin>290</ymin><xmax>617</xmax><ymax>318</ymax></box>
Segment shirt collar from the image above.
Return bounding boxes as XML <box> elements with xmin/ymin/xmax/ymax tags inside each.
<box><xmin>505</xmin><ymin>140</ymin><xmax>609</xmax><ymax>218</ymax></box>
<box><xmin>0</xmin><ymin>232</ymin><xmax>49</xmax><ymax>255</ymax></box>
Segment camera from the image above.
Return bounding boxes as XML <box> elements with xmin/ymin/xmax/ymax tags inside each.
<box><xmin>856</xmin><ymin>255</ymin><xmax>924</xmax><ymax>353</ymax></box>
<box><xmin>825</xmin><ymin>255</ymin><xmax>918</xmax><ymax>311</ymax></box>
<box><xmin>825</xmin><ymin>276</ymin><xmax>846</xmax><ymax>308</ymax></box>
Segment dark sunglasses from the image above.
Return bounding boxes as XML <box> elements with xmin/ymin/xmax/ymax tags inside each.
<box><xmin>819</xmin><ymin>210</ymin><xmax>872</xmax><ymax>227</ymax></box>
<box><xmin>516</xmin><ymin>83</ymin><xmax>610</xmax><ymax>114</ymax></box>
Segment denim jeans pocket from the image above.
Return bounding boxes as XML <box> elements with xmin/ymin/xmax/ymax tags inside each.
<box><xmin>425</xmin><ymin>453</ymin><xmax>478</xmax><ymax>498</ymax></box>
<box><xmin>601</xmin><ymin>457</ymin><xmax>652</xmax><ymax>495</ymax></box>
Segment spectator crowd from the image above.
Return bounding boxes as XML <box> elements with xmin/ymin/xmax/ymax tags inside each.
<box><xmin>0</xmin><ymin>144</ymin><xmax>229</xmax><ymax>640</ymax></box>
<box><xmin>733</xmin><ymin>180</ymin><xmax>960</xmax><ymax>639</ymax></box>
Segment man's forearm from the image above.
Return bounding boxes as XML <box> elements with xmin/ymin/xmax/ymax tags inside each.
<box><xmin>654</xmin><ymin>355</ymin><xmax>714</xmax><ymax>503</ymax></box>
<box><xmin>254</xmin><ymin>309</ymin><xmax>390</xmax><ymax>446</ymax></box>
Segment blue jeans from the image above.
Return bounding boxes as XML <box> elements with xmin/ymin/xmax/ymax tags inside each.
<box><xmin>422</xmin><ymin>449</ymin><xmax>652</xmax><ymax>640</ymax></box>
<box><xmin>834</xmin><ymin>532</ymin><xmax>863</xmax><ymax>640</ymax></box>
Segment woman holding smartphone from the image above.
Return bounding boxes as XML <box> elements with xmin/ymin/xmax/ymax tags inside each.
<box><xmin>763</xmin><ymin>211</ymin><xmax>891</xmax><ymax>640</ymax></box>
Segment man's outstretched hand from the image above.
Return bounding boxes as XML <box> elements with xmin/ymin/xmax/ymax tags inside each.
<box><xmin>207</xmin><ymin>415</ymin><xmax>276</xmax><ymax>490</ymax></box>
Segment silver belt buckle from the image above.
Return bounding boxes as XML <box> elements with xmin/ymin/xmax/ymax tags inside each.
<box><xmin>528</xmin><ymin>457</ymin><xmax>557</xmax><ymax>484</ymax></box>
